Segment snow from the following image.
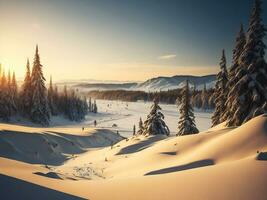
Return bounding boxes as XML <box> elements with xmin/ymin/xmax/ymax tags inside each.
<box><xmin>84</xmin><ymin>100</ymin><xmax>212</xmax><ymax>137</ymax></box>
<box><xmin>0</xmin><ymin>114</ymin><xmax>267</xmax><ymax>200</ymax></box>
<box><xmin>5</xmin><ymin>100</ymin><xmax>211</xmax><ymax>139</ymax></box>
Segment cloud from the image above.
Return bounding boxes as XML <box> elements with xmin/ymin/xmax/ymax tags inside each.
<box><xmin>158</xmin><ymin>54</ymin><xmax>177</xmax><ymax>60</ymax></box>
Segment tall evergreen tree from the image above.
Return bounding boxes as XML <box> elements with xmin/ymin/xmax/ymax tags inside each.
<box><xmin>177</xmin><ymin>80</ymin><xmax>199</xmax><ymax>136</ymax></box>
<box><xmin>201</xmin><ymin>83</ymin><xmax>209</xmax><ymax>110</ymax></box>
<box><xmin>133</xmin><ymin>124</ymin><xmax>136</xmax><ymax>135</ymax></box>
<box><xmin>0</xmin><ymin>70</ymin><xmax>9</xmax><ymax>121</ymax></box>
<box><xmin>20</xmin><ymin>58</ymin><xmax>32</xmax><ymax>116</ymax></box>
<box><xmin>93</xmin><ymin>100</ymin><xmax>98</xmax><ymax>113</ymax></box>
<box><xmin>11</xmin><ymin>72</ymin><xmax>18</xmax><ymax>109</ymax></box>
<box><xmin>227</xmin><ymin>0</ymin><xmax>267</xmax><ymax>126</ymax></box>
<box><xmin>212</xmin><ymin>50</ymin><xmax>229</xmax><ymax>126</ymax></box>
<box><xmin>137</xmin><ymin>117</ymin><xmax>144</xmax><ymax>134</ymax></box>
<box><xmin>7</xmin><ymin>70</ymin><xmax>12</xmax><ymax>117</ymax></box>
<box><xmin>53</xmin><ymin>84</ymin><xmax>59</xmax><ymax>111</ymax></box>
<box><xmin>142</xmin><ymin>99</ymin><xmax>170</xmax><ymax>136</ymax></box>
<box><xmin>30</xmin><ymin>45</ymin><xmax>50</xmax><ymax>125</ymax></box>
<box><xmin>48</xmin><ymin>76</ymin><xmax>57</xmax><ymax>115</ymax></box>
<box><xmin>88</xmin><ymin>97</ymin><xmax>92</xmax><ymax>112</ymax></box>
<box><xmin>223</xmin><ymin>25</ymin><xmax>246</xmax><ymax>122</ymax></box>
<box><xmin>9</xmin><ymin>71</ymin><xmax>18</xmax><ymax>114</ymax></box>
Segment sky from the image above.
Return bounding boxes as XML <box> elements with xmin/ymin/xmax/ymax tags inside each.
<box><xmin>0</xmin><ymin>0</ymin><xmax>266</xmax><ymax>82</ymax></box>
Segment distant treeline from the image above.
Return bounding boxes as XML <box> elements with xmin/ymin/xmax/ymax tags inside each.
<box><xmin>88</xmin><ymin>87</ymin><xmax>215</xmax><ymax>110</ymax></box>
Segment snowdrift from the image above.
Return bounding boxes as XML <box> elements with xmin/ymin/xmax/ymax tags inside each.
<box><xmin>0</xmin><ymin>115</ymin><xmax>267</xmax><ymax>200</ymax></box>
<box><xmin>0</xmin><ymin>124</ymin><xmax>124</xmax><ymax>165</ymax></box>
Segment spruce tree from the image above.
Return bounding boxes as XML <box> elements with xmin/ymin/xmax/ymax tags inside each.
<box><xmin>137</xmin><ymin>117</ymin><xmax>144</xmax><ymax>134</ymax></box>
<box><xmin>20</xmin><ymin>58</ymin><xmax>32</xmax><ymax>116</ymax></box>
<box><xmin>0</xmin><ymin>70</ymin><xmax>9</xmax><ymax>121</ymax></box>
<box><xmin>53</xmin><ymin>85</ymin><xmax>59</xmax><ymax>111</ymax></box>
<box><xmin>142</xmin><ymin>99</ymin><xmax>170</xmax><ymax>136</ymax></box>
<box><xmin>88</xmin><ymin>97</ymin><xmax>92</xmax><ymax>112</ymax></box>
<box><xmin>177</xmin><ymin>80</ymin><xmax>199</xmax><ymax>136</ymax></box>
<box><xmin>11</xmin><ymin>72</ymin><xmax>18</xmax><ymax>113</ymax></box>
<box><xmin>7</xmin><ymin>70</ymin><xmax>13</xmax><ymax>117</ymax></box>
<box><xmin>227</xmin><ymin>0</ymin><xmax>267</xmax><ymax>126</ymax></box>
<box><xmin>133</xmin><ymin>124</ymin><xmax>136</xmax><ymax>135</ymax></box>
<box><xmin>48</xmin><ymin>76</ymin><xmax>57</xmax><ymax>115</ymax></box>
<box><xmin>223</xmin><ymin>25</ymin><xmax>246</xmax><ymax>122</ymax></box>
<box><xmin>30</xmin><ymin>45</ymin><xmax>50</xmax><ymax>126</ymax></box>
<box><xmin>212</xmin><ymin>50</ymin><xmax>228</xmax><ymax>126</ymax></box>
<box><xmin>201</xmin><ymin>83</ymin><xmax>209</xmax><ymax>110</ymax></box>
<box><xmin>93</xmin><ymin>100</ymin><xmax>98</xmax><ymax>113</ymax></box>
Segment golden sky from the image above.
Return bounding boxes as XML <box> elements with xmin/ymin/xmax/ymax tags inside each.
<box><xmin>0</xmin><ymin>0</ymin><xmax>224</xmax><ymax>82</ymax></box>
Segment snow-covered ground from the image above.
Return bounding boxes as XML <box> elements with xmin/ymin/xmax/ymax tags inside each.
<box><xmin>83</xmin><ymin>100</ymin><xmax>212</xmax><ymax>137</ymax></box>
<box><xmin>1</xmin><ymin>115</ymin><xmax>267</xmax><ymax>200</ymax></box>
<box><xmin>7</xmin><ymin>100</ymin><xmax>212</xmax><ymax>138</ymax></box>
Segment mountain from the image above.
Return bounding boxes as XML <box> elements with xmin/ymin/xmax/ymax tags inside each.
<box><xmin>134</xmin><ymin>74</ymin><xmax>216</xmax><ymax>91</ymax></box>
<box><xmin>71</xmin><ymin>74</ymin><xmax>216</xmax><ymax>92</ymax></box>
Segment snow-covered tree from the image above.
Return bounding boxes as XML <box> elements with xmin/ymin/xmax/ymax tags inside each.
<box><xmin>223</xmin><ymin>25</ymin><xmax>246</xmax><ymax>122</ymax></box>
<box><xmin>212</xmin><ymin>50</ymin><xmax>228</xmax><ymax>126</ymax></box>
<box><xmin>53</xmin><ymin>84</ymin><xmax>59</xmax><ymax>111</ymax></box>
<box><xmin>201</xmin><ymin>83</ymin><xmax>209</xmax><ymax>110</ymax></box>
<box><xmin>0</xmin><ymin>70</ymin><xmax>9</xmax><ymax>121</ymax></box>
<box><xmin>192</xmin><ymin>92</ymin><xmax>202</xmax><ymax>109</ymax></box>
<box><xmin>30</xmin><ymin>45</ymin><xmax>50</xmax><ymax>126</ymax></box>
<box><xmin>88</xmin><ymin>97</ymin><xmax>92</xmax><ymax>112</ymax></box>
<box><xmin>177</xmin><ymin>80</ymin><xmax>199</xmax><ymax>136</ymax></box>
<box><xmin>208</xmin><ymin>94</ymin><xmax>215</xmax><ymax>109</ymax></box>
<box><xmin>6</xmin><ymin>70</ymin><xmax>13</xmax><ymax>117</ymax></box>
<box><xmin>92</xmin><ymin>100</ymin><xmax>98</xmax><ymax>113</ymax></box>
<box><xmin>20</xmin><ymin>58</ymin><xmax>32</xmax><ymax>116</ymax></box>
<box><xmin>142</xmin><ymin>99</ymin><xmax>170</xmax><ymax>136</ymax></box>
<box><xmin>227</xmin><ymin>0</ymin><xmax>267</xmax><ymax>126</ymax></box>
<box><xmin>6</xmin><ymin>70</ymin><xmax>17</xmax><ymax>116</ymax></box>
<box><xmin>11</xmin><ymin>72</ymin><xmax>18</xmax><ymax>113</ymax></box>
<box><xmin>133</xmin><ymin>124</ymin><xmax>136</xmax><ymax>135</ymax></box>
<box><xmin>137</xmin><ymin>117</ymin><xmax>144</xmax><ymax>134</ymax></box>
<box><xmin>48</xmin><ymin>76</ymin><xmax>58</xmax><ymax>116</ymax></box>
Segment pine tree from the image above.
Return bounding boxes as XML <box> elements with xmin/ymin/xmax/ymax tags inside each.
<box><xmin>142</xmin><ymin>99</ymin><xmax>170</xmax><ymax>136</ymax></box>
<box><xmin>93</xmin><ymin>100</ymin><xmax>98</xmax><ymax>113</ymax></box>
<box><xmin>53</xmin><ymin>85</ymin><xmax>59</xmax><ymax>110</ymax></box>
<box><xmin>67</xmin><ymin>90</ymin><xmax>78</xmax><ymax>121</ymax></box>
<box><xmin>11</xmin><ymin>72</ymin><xmax>18</xmax><ymax>113</ymax></box>
<box><xmin>223</xmin><ymin>25</ymin><xmax>246</xmax><ymax>122</ymax></box>
<box><xmin>0</xmin><ymin>70</ymin><xmax>9</xmax><ymax>121</ymax></box>
<box><xmin>212</xmin><ymin>50</ymin><xmax>229</xmax><ymax>126</ymax></box>
<box><xmin>201</xmin><ymin>83</ymin><xmax>209</xmax><ymax>110</ymax></box>
<box><xmin>88</xmin><ymin>97</ymin><xmax>92</xmax><ymax>112</ymax></box>
<box><xmin>6</xmin><ymin>70</ymin><xmax>13</xmax><ymax>117</ymax></box>
<box><xmin>60</xmin><ymin>85</ymin><xmax>69</xmax><ymax>116</ymax></box>
<box><xmin>137</xmin><ymin>117</ymin><xmax>144</xmax><ymax>134</ymax></box>
<box><xmin>227</xmin><ymin>0</ymin><xmax>267</xmax><ymax>126</ymax></box>
<box><xmin>20</xmin><ymin>58</ymin><xmax>32</xmax><ymax>116</ymax></box>
<box><xmin>133</xmin><ymin>124</ymin><xmax>136</xmax><ymax>135</ymax></box>
<box><xmin>192</xmin><ymin>92</ymin><xmax>202</xmax><ymax>109</ymax></box>
<box><xmin>30</xmin><ymin>45</ymin><xmax>50</xmax><ymax>126</ymax></box>
<box><xmin>177</xmin><ymin>80</ymin><xmax>199</xmax><ymax>136</ymax></box>
<box><xmin>48</xmin><ymin>76</ymin><xmax>57</xmax><ymax>115</ymax></box>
